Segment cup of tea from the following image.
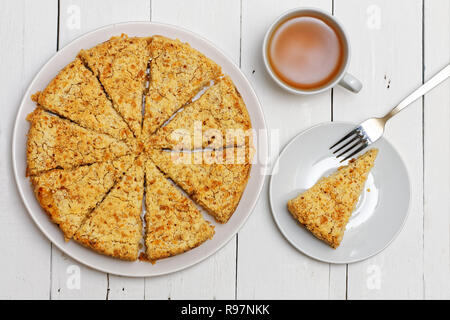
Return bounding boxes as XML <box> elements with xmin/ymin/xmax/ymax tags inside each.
<box><xmin>262</xmin><ymin>7</ymin><xmax>362</xmax><ymax>95</ymax></box>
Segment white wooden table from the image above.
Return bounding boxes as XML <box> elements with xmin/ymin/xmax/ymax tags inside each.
<box><xmin>1</xmin><ymin>0</ymin><xmax>449</xmax><ymax>300</ymax></box>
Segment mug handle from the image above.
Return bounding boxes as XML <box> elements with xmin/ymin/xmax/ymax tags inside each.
<box><xmin>339</xmin><ymin>72</ymin><xmax>363</xmax><ymax>93</ymax></box>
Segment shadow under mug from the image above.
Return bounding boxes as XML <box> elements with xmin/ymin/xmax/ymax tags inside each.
<box><xmin>262</xmin><ymin>7</ymin><xmax>362</xmax><ymax>95</ymax></box>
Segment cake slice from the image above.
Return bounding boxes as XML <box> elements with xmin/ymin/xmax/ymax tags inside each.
<box><xmin>144</xmin><ymin>159</ymin><xmax>214</xmax><ymax>261</ymax></box>
<box><xmin>73</xmin><ymin>156</ymin><xmax>144</xmax><ymax>261</ymax></box>
<box><xmin>287</xmin><ymin>149</ymin><xmax>378</xmax><ymax>248</ymax></box>
<box><xmin>148</xmin><ymin>146</ymin><xmax>252</xmax><ymax>223</ymax></box>
<box><xmin>30</xmin><ymin>155</ymin><xmax>134</xmax><ymax>240</ymax></box>
<box><xmin>33</xmin><ymin>58</ymin><xmax>133</xmax><ymax>142</ymax></box>
<box><xmin>142</xmin><ymin>35</ymin><xmax>222</xmax><ymax>137</ymax></box>
<box><xmin>149</xmin><ymin>76</ymin><xmax>252</xmax><ymax>150</ymax></box>
<box><xmin>78</xmin><ymin>35</ymin><xmax>151</xmax><ymax>138</ymax></box>
<box><xmin>26</xmin><ymin>108</ymin><xmax>131</xmax><ymax>176</ymax></box>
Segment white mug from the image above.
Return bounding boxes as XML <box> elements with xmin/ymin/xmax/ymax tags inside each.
<box><xmin>262</xmin><ymin>7</ymin><xmax>362</xmax><ymax>95</ymax></box>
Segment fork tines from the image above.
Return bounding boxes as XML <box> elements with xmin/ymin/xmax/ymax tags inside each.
<box><xmin>330</xmin><ymin>126</ymin><xmax>369</xmax><ymax>162</ymax></box>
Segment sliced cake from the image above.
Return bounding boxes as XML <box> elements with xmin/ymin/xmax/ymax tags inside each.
<box><xmin>148</xmin><ymin>146</ymin><xmax>252</xmax><ymax>223</ymax></box>
<box><xmin>78</xmin><ymin>35</ymin><xmax>151</xmax><ymax>138</ymax></box>
<box><xmin>30</xmin><ymin>155</ymin><xmax>134</xmax><ymax>240</ymax></box>
<box><xmin>149</xmin><ymin>76</ymin><xmax>252</xmax><ymax>150</ymax></box>
<box><xmin>287</xmin><ymin>149</ymin><xmax>378</xmax><ymax>248</ymax></box>
<box><xmin>26</xmin><ymin>108</ymin><xmax>131</xmax><ymax>176</ymax></box>
<box><xmin>142</xmin><ymin>35</ymin><xmax>222</xmax><ymax>137</ymax></box>
<box><xmin>33</xmin><ymin>58</ymin><xmax>133</xmax><ymax>142</ymax></box>
<box><xmin>144</xmin><ymin>159</ymin><xmax>214</xmax><ymax>261</ymax></box>
<box><xmin>73</xmin><ymin>156</ymin><xmax>145</xmax><ymax>261</ymax></box>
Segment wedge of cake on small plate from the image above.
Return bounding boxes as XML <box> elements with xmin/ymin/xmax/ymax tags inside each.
<box><xmin>73</xmin><ymin>156</ymin><xmax>144</xmax><ymax>261</ymax></box>
<box><xmin>149</xmin><ymin>76</ymin><xmax>252</xmax><ymax>150</ymax></box>
<box><xmin>143</xmin><ymin>159</ymin><xmax>214</xmax><ymax>261</ymax></box>
<box><xmin>287</xmin><ymin>149</ymin><xmax>378</xmax><ymax>248</ymax></box>
<box><xmin>142</xmin><ymin>35</ymin><xmax>222</xmax><ymax>137</ymax></box>
<box><xmin>26</xmin><ymin>108</ymin><xmax>131</xmax><ymax>176</ymax></box>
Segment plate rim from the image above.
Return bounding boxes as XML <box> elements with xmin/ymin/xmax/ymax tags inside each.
<box><xmin>12</xmin><ymin>21</ymin><xmax>268</xmax><ymax>277</ymax></box>
<box><xmin>269</xmin><ymin>121</ymin><xmax>411</xmax><ymax>264</ymax></box>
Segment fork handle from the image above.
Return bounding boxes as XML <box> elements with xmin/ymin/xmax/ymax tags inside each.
<box><xmin>383</xmin><ymin>64</ymin><xmax>450</xmax><ymax>121</ymax></box>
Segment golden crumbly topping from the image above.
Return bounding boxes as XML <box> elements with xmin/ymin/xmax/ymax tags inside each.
<box><xmin>287</xmin><ymin>149</ymin><xmax>378</xmax><ymax>248</ymax></box>
<box><xmin>143</xmin><ymin>35</ymin><xmax>222</xmax><ymax>137</ymax></box>
<box><xmin>26</xmin><ymin>108</ymin><xmax>131</xmax><ymax>176</ymax></box>
<box><xmin>73</xmin><ymin>156</ymin><xmax>145</xmax><ymax>261</ymax></box>
<box><xmin>35</xmin><ymin>58</ymin><xmax>133</xmax><ymax>142</ymax></box>
<box><xmin>149</xmin><ymin>76</ymin><xmax>252</xmax><ymax>150</ymax></box>
<box><xmin>26</xmin><ymin>35</ymin><xmax>257</xmax><ymax>261</ymax></box>
<box><xmin>148</xmin><ymin>146</ymin><xmax>252</xmax><ymax>223</ymax></box>
<box><xmin>31</xmin><ymin>156</ymin><xmax>134</xmax><ymax>240</ymax></box>
<box><xmin>144</xmin><ymin>159</ymin><xmax>214</xmax><ymax>261</ymax></box>
<box><xmin>79</xmin><ymin>35</ymin><xmax>151</xmax><ymax>138</ymax></box>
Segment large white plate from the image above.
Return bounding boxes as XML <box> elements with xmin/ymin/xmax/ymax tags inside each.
<box><xmin>12</xmin><ymin>22</ymin><xmax>268</xmax><ymax>277</ymax></box>
<box><xmin>269</xmin><ymin>122</ymin><xmax>410</xmax><ymax>264</ymax></box>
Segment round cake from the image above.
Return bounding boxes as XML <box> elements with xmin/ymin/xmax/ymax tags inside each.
<box><xmin>26</xmin><ymin>35</ymin><xmax>252</xmax><ymax>262</ymax></box>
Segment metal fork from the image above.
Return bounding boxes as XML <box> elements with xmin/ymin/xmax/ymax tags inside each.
<box><xmin>330</xmin><ymin>64</ymin><xmax>450</xmax><ymax>162</ymax></box>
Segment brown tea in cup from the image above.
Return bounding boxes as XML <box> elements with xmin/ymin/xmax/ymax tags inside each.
<box><xmin>267</xmin><ymin>14</ymin><xmax>345</xmax><ymax>90</ymax></box>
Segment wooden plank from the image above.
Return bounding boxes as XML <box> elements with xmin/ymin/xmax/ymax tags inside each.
<box><xmin>333</xmin><ymin>0</ymin><xmax>424</xmax><ymax>299</ymax></box>
<box><xmin>238</xmin><ymin>0</ymin><xmax>347</xmax><ymax>299</ymax></box>
<box><xmin>0</xmin><ymin>0</ymin><xmax>56</xmax><ymax>299</ymax></box>
<box><xmin>50</xmin><ymin>250</ymin><xmax>108</xmax><ymax>300</ymax></box>
<box><xmin>145</xmin><ymin>0</ymin><xmax>240</xmax><ymax>299</ymax></box>
<box><xmin>52</xmin><ymin>0</ymin><xmax>150</xmax><ymax>300</ymax></box>
<box><xmin>423</xmin><ymin>0</ymin><xmax>450</xmax><ymax>300</ymax></box>
<box><xmin>145</xmin><ymin>247</ymin><xmax>236</xmax><ymax>299</ymax></box>
<box><xmin>59</xmin><ymin>0</ymin><xmax>151</xmax><ymax>48</ymax></box>
<box><xmin>329</xmin><ymin>264</ymin><xmax>347</xmax><ymax>299</ymax></box>
<box><xmin>107</xmin><ymin>276</ymin><xmax>145</xmax><ymax>300</ymax></box>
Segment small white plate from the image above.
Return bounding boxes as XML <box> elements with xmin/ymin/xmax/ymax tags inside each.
<box><xmin>269</xmin><ymin>122</ymin><xmax>410</xmax><ymax>264</ymax></box>
<box><xmin>12</xmin><ymin>22</ymin><xmax>268</xmax><ymax>277</ymax></box>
